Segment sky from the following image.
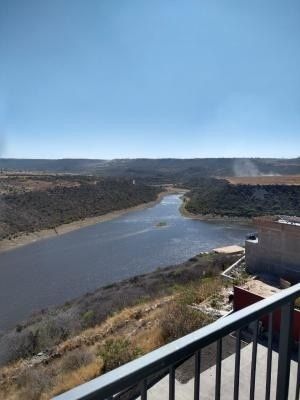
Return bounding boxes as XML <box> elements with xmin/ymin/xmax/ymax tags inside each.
<box><xmin>0</xmin><ymin>0</ymin><xmax>300</xmax><ymax>159</ymax></box>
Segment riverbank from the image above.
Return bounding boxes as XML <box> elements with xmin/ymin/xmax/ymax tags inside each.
<box><xmin>0</xmin><ymin>250</ymin><xmax>241</xmax><ymax>397</ymax></box>
<box><xmin>0</xmin><ymin>188</ymin><xmax>186</xmax><ymax>254</ymax></box>
<box><xmin>0</xmin><ymin>250</ymin><xmax>244</xmax><ymax>399</ymax></box>
<box><xmin>0</xmin><ymin>191</ymin><xmax>251</xmax><ymax>334</ymax></box>
<box><xmin>180</xmin><ymin>195</ymin><xmax>252</xmax><ymax>224</ymax></box>
<box><xmin>182</xmin><ymin>177</ymin><xmax>300</xmax><ymax>221</ymax></box>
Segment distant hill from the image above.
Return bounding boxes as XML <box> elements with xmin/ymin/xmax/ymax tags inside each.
<box><xmin>184</xmin><ymin>177</ymin><xmax>300</xmax><ymax>218</ymax></box>
<box><xmin>1</xmin><ymin>158</ymin><xmax>300</xmax><ymax>180</ymax></box>
<box><xmin>0</xmin><ymin>176</ymin><xmax>160</xmax><ymax>240</ymax></box>
<box><xmin>0</xmin><ymin>158</ymin><xmax>109</xmax><ymax>173</ymax></box>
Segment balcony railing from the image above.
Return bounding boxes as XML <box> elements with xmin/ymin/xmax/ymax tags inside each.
<box><xmin>53</xmin><ymin>283</ymin><xmax>300</xmax><ymax>400</ymax></box>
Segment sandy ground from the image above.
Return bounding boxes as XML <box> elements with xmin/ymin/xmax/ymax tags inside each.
<box><xmin>0</xmin><ymin>189</ymin><xmax>186</xmax><ymax>254</ymax></box>
<box><xmin>226</xmin><ymin>175</ymin><xmax>300</xmax><ymax>185</ymax></box>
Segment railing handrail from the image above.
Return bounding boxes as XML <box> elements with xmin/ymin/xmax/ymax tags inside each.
<box><xmin>53</xmin><ymin>283</ymin><xmax>300</xmax><ymax>400</ymax></box>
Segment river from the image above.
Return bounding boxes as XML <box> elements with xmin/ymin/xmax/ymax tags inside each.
<box><xmin>0</xmin><ymin>194</ymin><xmax>252</xmax><ymax>331</ymax></box>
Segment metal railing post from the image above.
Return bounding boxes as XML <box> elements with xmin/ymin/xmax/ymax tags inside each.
<box><xmin>140</xmin><ymin>379</ymin><xmax>147</xmax><ymax>400</ymax></box>
<box><xmin>169</xmin><ymin>366</ymin><xmax>175</xmax><ymax>400</ymax></box>
<box><xmin>265</xmin><ymin>312</ymin><xmax>273</xmax><ymax>400</ymax></box>
<box><xmin>276</xmin><ymin>302</ymin><xmax>294</xmax><ymax>400</ymax></box>
<box><xmin>194</xmin><ymin>350</ymin><xmax>201</xmax><ymax>400</ymax></box>
<box><xmin>215</xmin><ymin>338</ymin><xmax>222</xmax><ymax>400</ymax></box>
<box><xmin>233</xmin><ymin>329</ymin><xmax>241</xmax><ymax>400</ymax></box>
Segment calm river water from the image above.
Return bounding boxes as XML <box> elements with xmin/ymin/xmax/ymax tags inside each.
<box><xmin>0</xmin><ymin>194</ymin><xmax>252</xmax><ymax>331</ymax></box>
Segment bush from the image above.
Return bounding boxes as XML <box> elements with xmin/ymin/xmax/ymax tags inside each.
<box><xmin>295</xmin><ymin>297</ymin><xmax>300</xmax><ymax>310</ymax></box>
<box><xmin>210</xmin><ymin>294</ymin><xmax>222</xmax><ymax>309</ymax></box>
<box><xmin>97</xmin><ymin>338</ymin><xmax>142</xmax><ymax>372</ymax></box>
<box><xmin>81</xmin><ymin>310</ymin><xmax>96</xmax><ymax>328</ymax></box>
<box><xmin>16</xmin><ymin>366</ymin><xmax>53</xmax><ymax>400</ymax></box>
<box><xmin>160</xmin><ymin>302</ymin><xmax>215</xmax><ymax>343</ymax></box>
<box><xmin>37</xmin><ymin>312</ymin><xmax>81</xmax><ymax>350</ymax></box>
<box><xmin>175</xmin><ymin>278</ymin><xmax>222</xmax><ymax>305</ymax></box>
<box><xmin>50</xmin><ymin>360</ymin><xmax>103</xmax><ymax>398</ymax></box>
<box><xmin>61</xmin><ymin>347</ymin><xmax>95</xmax><ymax>372</ymax></box>
<box><xmin>0</xmin><ymin>329</ymin><xmax>39</xmax><ymax>365</ymax></box>
<box><xmin>0</xmin><ymin>312</ymin><xmax>81</xmax><ymax>366</ymax></box>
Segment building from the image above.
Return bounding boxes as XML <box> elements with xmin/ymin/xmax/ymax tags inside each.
<box><xmin>246</xmin><ymin>216</ymin><xmax>300</xmax><ymax>283</ymax></box>
<box><xmin>233</xmin><ymin>279</ymin><xmax>300</xmax><ymax>341</ymax></box>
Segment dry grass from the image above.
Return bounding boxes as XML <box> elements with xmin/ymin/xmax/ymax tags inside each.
<box><xmin>133</xmin><ymin>327</ymin><xmax>164</xmax><ymax>353</ymax></box>
<box><xmin>97</xmin><ymin>338</ymin><xmax>142</xmax><ymax>372</ymax></box>
<box><xmin>0</xmin><ymin>298</ymin><xmax>169</xmax><ymax>399</ymax></box>
<box><xmin>49</xmin><ymin>359</ymin><xmax>103</xmax><ymax>398</ymax></box>
<box><xmin>1</xmin><ymin>357</ymin><xmax>103</xmax><ymax>400</ymax></box>
<box><xmin>174</xmin><ymin>277</ymin><xmax>223</xmax><ymax>305</ymax></box>
<box><xmin>226</xmin><ymin>175</ymin><xmax>300</xmax><ymax>186</ymax></box>
<box><xmin>0</xmin><ymin>277</ymin><xmax>225</xmax><ymax>400</ymax></box>
<box><xmin>159</xmin><ymin>302</ymin><xmax>215</xmax><ymax>343</ymax></box>
<box><xmin>4</xmin><ymin>365</ymin><xmax>55</xmax><ymax>400</ymax></box>
<box><xmin>60</xmin><ymin>347</ymin><xmax>95</xmax><ymax>373</ymax></box>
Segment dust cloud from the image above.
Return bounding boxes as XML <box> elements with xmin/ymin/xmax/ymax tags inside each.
<box><xmin>233</xmin><ymin>159</ymin><xmax>260</xmax><ymax>177</ymax></box>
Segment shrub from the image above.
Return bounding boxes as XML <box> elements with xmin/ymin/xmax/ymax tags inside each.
<box><xmin>0</xmin><ymin>329</ymin><xmax>39</xmax><ymax>365</ymax></box>
<box><xmin>160</xmin><ymin>302</ymin><xmax>215</xmax><ymax>343</ymax></box>
<box><xmin>16</xmin><ymin>366</ymin><xmax>53</xmax><ymax>400</ymax></box>
<box><xmin>81</xmin><ymin>310</ymin><xmax>96</xmax><ymax>328</ymax></box>
<box><xmin>175</xmin><ymin>278</ymin><xmax>222</xmax><ymax>305</ymax></box>
<box><xmin>50</xmin><ymin>359</ymin><xmax>103</xmax><ymax>397</ymax></box>
<box><xmin>61</xmin><ymin>347</ymin><xmax>95</xmax><ymax>372</ymax></box>
<box><xmin>97</xmin><ymin>338</ymin><xmax>142</xmax><ymax>372</ymax></box>
<box><xmin>295</xmin><ymin>297</ymin><xmax>300</xmax><ymax>310</ymax></box>
<box><xmin>0</xmin><ymin>312</ymin><xmax>81</xmax><ymax>366</ymax></box>
<box><xmin>210</xmin><ymin>294</ymin><xmax>222</xmax><ymax>309</ymax></box>
<box><xmin>37</xmin><ymin>312</ymin><xmax>80</xmax><ymax>349</ymax></box>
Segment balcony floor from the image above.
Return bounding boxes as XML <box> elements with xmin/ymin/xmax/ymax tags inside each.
<box><xmin>139</xmin><ymin>342</ymin><xmax>298</xmax><ymax>399</ymax></box>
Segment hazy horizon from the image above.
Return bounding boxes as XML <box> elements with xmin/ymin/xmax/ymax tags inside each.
<box><xmin>1</xmin><ymin>0</ymin><xmax>300</xmax><ymax>159</ymax></box>
<box><xmin>1</xmin><ymin>156</ymin><xmax>300</xmax><ymax>161</ymax></box>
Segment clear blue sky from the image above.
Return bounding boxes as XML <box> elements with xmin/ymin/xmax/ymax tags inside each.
<box><xmin>1</xmin><ymin>0</ymin><xmax>300</xmax><ymax>159</ymax></box>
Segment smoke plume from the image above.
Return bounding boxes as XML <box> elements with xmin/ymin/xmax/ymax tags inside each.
<box><xmin>233</xmin><ymin>159</ymin><xmax>260</xmax><ymax>177</ymax></box>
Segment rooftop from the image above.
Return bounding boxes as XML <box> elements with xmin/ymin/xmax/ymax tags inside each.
<box><xmin>213</xmin><ymin>245</ymin><xmax>245</xmax><ymax>255</ymax></box>
<box><xmin>240</xmin><ymin>279</ymin><xmax>281</xmax><ymax>298</ymax></box>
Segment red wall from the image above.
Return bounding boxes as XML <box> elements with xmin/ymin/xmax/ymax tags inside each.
<box><xmin>233</xmin><ymin>286</ymin><xmax>300</xmax><ymax>341</ymax></box>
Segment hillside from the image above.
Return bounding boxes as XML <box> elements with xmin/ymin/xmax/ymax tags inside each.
<box><xmin>0</xmin><ymin>176</ymin><xmax>161</xmax><ymax>240</ymax></box>
<box><xmin>226</xmin><ymin>175</ymin><xmax>300</xmax><ymax>185</ymax></box>
<box><xmin>184</xmin><ymin>178</ymin><xmax>300</xmax><ymax>218</ymax></box>
<box><xmin>0</xmin><ymin>252</ymin><xmax>240</xmax><ymax>399</ymax></box>
<box><xmin>2</xmin><ymin>158</ymin><xmax>300</xmax><ymax>180</ymax></box>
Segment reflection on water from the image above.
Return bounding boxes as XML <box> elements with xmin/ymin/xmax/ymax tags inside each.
<box><xmin>0</xmin><ymin>195</ymin><xmax>251</xmax><ymax>330</ymax></box>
